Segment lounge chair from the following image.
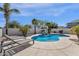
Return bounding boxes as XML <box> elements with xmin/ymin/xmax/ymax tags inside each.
<box><xmin>0</xmin><ymin>34</ymin><xmax>33</xmax><ymax>56</ymax></box>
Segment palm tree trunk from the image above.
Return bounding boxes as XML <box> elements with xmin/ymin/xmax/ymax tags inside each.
<box><xmin>34</xmin><ymin>25</ymin><xmax>36</xmax><ymax>34</ymax></box>
<box><xmin>48</xmin><ymin>28</ymin><xmax>51</xmax><ymax>34</ymax></box>
<box><xmin>5</xmin><ymin>17</ymin><xmax>8</xmax><ymax>35</ymax></box>
<box><xmin>4</xmin><ymin>14</ymin><xmax>9</xmax><ymax>35</ymax></box>
<box><xmin>77</xmin><ymin>34</ymin><xmax>79</xmax><ymax>41</ymax></box>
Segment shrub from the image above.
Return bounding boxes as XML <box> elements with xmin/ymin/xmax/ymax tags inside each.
<box><xmin>19</xmin><ymin>25</ymin><xmax>30</xmax><ymax>37</ymax></box>
<box><xmin>71</xmin><ymin>25</ymin><xmax>79</xmax><ymax>38</ymax></box>
<box><xmin>71</xmin><ymin>25</ymin><xmax>79</xmax><ymax>34</ymax></box>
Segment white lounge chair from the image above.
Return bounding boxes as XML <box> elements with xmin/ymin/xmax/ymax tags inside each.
<box><xmin>0</xmin><ymin>34</ymin><xmax>33</xmax><ymax>56</ymax></box>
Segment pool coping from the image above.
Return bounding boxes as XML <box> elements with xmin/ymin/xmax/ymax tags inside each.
<box><xmin>26</xmin><ymin>34</ymin><xmax>74</xmax><ymax>50</ymax></box>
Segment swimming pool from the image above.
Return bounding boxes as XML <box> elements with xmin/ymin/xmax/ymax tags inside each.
<box><xmin>32</xmin><ymin>34</ymin><xmax>69</xmax><ymax>42</ymax></box>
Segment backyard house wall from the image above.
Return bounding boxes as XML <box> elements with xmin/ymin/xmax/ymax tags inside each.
<box><xmin>0</xmin><ymin>29</ymin><xmax>2</xmax><ymax>37</ymax></box>
<box><xmin>2</xmin><ymin>28</ymin><xmax>22</xmax><ymax>36</ymax></box>
<box><xmin>2</xmin><ymin>28</ymin><xmax>36</xmax><ymax>36</ymax></box>
<box><xmin>2</xmin><ymin>28</ymin><xmax>71</xmax><ymax>36</ymax></box>
<box><xmin>51</xmin><ymin>28</ymin><xmax>71</xmax><ymax>34</ymax></box>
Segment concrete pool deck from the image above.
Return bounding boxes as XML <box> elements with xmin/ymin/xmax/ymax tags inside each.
<box><xmin>14</xmin><ymin>34</ymin><xmax>79</xmax><ymax>56</ymax></box>
<box><xmin>14</xmin><ymin>36</ymin><xmax>79</xmax><ymax>56</ymax></box>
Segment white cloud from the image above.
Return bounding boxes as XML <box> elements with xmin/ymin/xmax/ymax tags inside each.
<box><xmin>19</xmin><ymin>12</ymin><xmax>33</xmax><ymax>16</ymax></box>
<box><xmin>25</xmin><ymin>3</ymin><xmax>52</xmax><ymax>8</ymax></box>
<box><xmin>43</xmin><ymin>4</ymin><xmax>79</xmax><ymax>17</ymax></box>
<box><xmin>30</xmin><ymin>8</ymin><xmax>65</xmax><ymax>17</ymax></box>
<box><xmin>51</xmin><ymin>10</ymin><xmax>64</xmax><ymax>16</ymax></box>
<box><xmin>11</xmin><ymin>3</ymin><xmax>52</xmax><ymax>9</ymax></box>
<box><xmin>11</xmin><ymin>11</ymin><xmax>34</xmax><ymax>17</ymax></box>
<box><xmin>10</xmin><ymin>3</ymin><xmax>68</xmax><ymax>17</ymax></box>
<box><xmin>11</xmin><ymin>3</ymin><xmax>79</xmax><ymax>17</ymax></box>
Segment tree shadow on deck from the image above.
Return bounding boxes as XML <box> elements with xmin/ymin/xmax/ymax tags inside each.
<box><xmin>6</xmin><ymin>42</ymin><xmax>33</xmax><ymax>56</ymax></box>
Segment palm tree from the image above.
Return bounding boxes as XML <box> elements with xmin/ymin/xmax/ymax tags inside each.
<box><xmin>52</xmin><ymin>23</ymin><xmax>58</xmax><ymax>28</ymax></box>
<box><xmin>32</xmin><ymin>18</ymin><xmax>38</xmax><ymax>34</ymax></box>
<box><xmin>0</xmin><ymin>3</ymin><xmax>20</xmax><ymax>35</ymax></box>
<box><xmin>37</xmin><ymin>20</ymin><xmax>47</xmax><ymax>28</ymax></box>
<box><xmin>46</xmin><ymin>22</ymin><xmax>53</xmax><ymax>34</ymax></box>
<box><xmin>25</xmin><ymin>24</ymin><xmax>32</xmax><ymax>29</ymax></box>
<box><xmin>8</xmin><ymin>20</ymin><xmax>20</xmax><ymax>28</ymax></box>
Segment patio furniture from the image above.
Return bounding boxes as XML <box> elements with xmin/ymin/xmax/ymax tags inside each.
<box><xmin>54</xmin><ymin>31</ymin><xmax>56</xmax><ymax>33</ymax></box>
<box><xmin>0</xmin><ymin>37</ymin><xmax>6</xmax><ymax>53</ymax></box>
<box><xmin>0</xmin><ymin>34</ymin><xmax>33</xmax><ymax>56</ymax></box>
<box><xmin>59</xmin><ymin>30</ymin><xmax>63</xmax><ymax>34</ymax></box>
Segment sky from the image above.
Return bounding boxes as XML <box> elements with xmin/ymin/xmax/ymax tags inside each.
<box><xmin>0</xmin><ymin>3</ymin><xmax>79</xmax><ymax>27</ymax></box>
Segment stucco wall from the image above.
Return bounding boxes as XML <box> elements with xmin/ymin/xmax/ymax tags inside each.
<box><xmin>2</xmin><ymin>28</ymin><xmax>70</xmax><ymax>36</ymax></box>
<box><xmin>2</xmin><ymin>28</ymin><xmax>35</xmax><ymax>36</ymax></box>
<box><xmin>51</xmin><ymin>28</ymin><xmax>71</xmax><ymax>34</ymax></box>
<box><xmin>0</xmin><ymin>29</ymin><xmax>2</xmax><ymax>37</ymax></box>
<box><xmin>2</xmin><ymin>28</ymin><xmax>22</xmax><ymax>36</ymax></box>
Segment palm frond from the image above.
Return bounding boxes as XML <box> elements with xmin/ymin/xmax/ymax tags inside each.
<box><xmin>10</xmin><ymin>9</ymin><xmax>20</xmax><ymax>14</ymax></box>
<box><xmin>0</xmin><ymin>7</ymin><xmax>4</xmax><ymax>11</ymax></box>
<box><xmin>3</xmin><ymin>3</ymin><xmax>10</xmax><ymax>9</ymax></box>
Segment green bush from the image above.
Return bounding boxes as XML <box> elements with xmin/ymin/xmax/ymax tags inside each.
<box><xmin>19</xmin><ymin>25</ymin><xmax>30</xmax><ymax>37</ymax></box>
<box><xmin>71</xmin><ymin>25</ymin><xmax>79</xmax><ymax>34</ymax></box>
<box><xmin>71</xmin><ymin>25</ymin><xmax>79</xmax><ymax>38</ymax></box>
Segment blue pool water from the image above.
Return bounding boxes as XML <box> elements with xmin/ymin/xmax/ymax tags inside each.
<box><xmin>32</xmin><ymin>34</ymin><xmax>69</xmax><ymax>42</ymax></box>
